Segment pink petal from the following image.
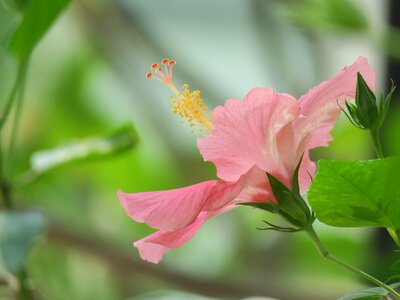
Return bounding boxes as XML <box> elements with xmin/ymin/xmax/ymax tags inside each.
<box><xmin>134</xmin><ymin>206</ymin><xmax>237</xmax><ymax>264</ymax></box>
<box><xmin>118</xmin><ymin>171</ymin><xmax>250</xmax><ymax>232</ymax></box>
<box><xmin>274</xmin><ymin>57</ymin><xmax>375</xmax><ymax>191</ymax></box>
<box><xmin>198</xmin><ymin>88</ymin><xmax>300</xmax><ymax>183</ymax></box>
<box><xmin>118</xmin><ymin>182</ymin><xmax>215</xmax><ymax>231</ymax></box>
<box><xmin>235</xmin><ymin>166</ymin><xmax>273</xmax><ymax>203</ymax></box>
<box><xmin>128</xmin><ymin>168</ymin><xmax>271</xmax><ymax>264</ymax></box>
<box><xmin>134</xmin><ymin>212</ymin><xmax>208</xmax><ymax>264</ymax></box>
<box><xmin>201</xmin><ymin>173</ymin><xmax>248</xmax><ymax>211</ymax></box>
<box><xmin>296</xmin><ymin>56</ymin><xmax>376</xmax><ymax>150</ymax></box>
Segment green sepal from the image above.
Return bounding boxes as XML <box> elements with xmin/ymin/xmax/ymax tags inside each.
<box><xmin>338</xmin><ymin>99</ymin><xmax>365</xmax><ymax>129</ymax></box>
<box><xmin>290</xmin><ymin>154</ymin><xmax>313</xmax><ymax>214</ymax></box>
<box><xmin>239</xmin><ymin>197</ymin><xmax>309</xmax><ymax>228</ymax></box>
<box><xmin>291</xmin><ymin>153</ymin><xmax>303</xmax><ymax>195</ymax></box>
<box><xmin>257</xmin><ymin>220</ymin><xmax>302</xmax><ymax>233</ymax></box>
<box><xmin>238</xmin><ymin>202</ymin><xmax>277</xmax><ymax>214</ymax></box>
<box><xmin>377</xmin><ymin>81</ymin><xmax>395</xmax><ymax>128</ymax></box>
<box><xmin>266</xmin><ymin>171</ymin><xmax>314</xmax><ymax>228</ymax></box>
<box><xmin>355</xmin><ymin>72</ymin><xmax>379</xmax><ymax>128</ymax></box>
<box><xmin>344</xmin><ymin>101</ymin><xmax>364</xmax><ymax>129</ymax></box>
<box><xmin>266</xmin><ymin>172</ymin><xmax>307</xmax><ymax>226</ymax></box>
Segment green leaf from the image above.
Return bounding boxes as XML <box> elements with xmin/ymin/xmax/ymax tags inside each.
<box><xmin>308</xmin><ymin>157</ymin><xmax>400</xmax><ymax>230</ymax></box>
<box><xmin>8</xmin><ymin>0</ymin><xmax>71</xmax><ymax>59</ymax></box>
<box><xmin>337</xmin><ymin>287</ymin><xmax>388</xmax><ymax>300</ymax></box>
<box><xmin>133</xmin><ymin>290</ymin><xmax>216</xmax><ymax>300</ymax></box>
<box><xmin>0</xmin><ymin>210</ymin><xmax>45</xmax><ymax>273</ymax></box>
<box><xmin>337</xmin><ymin>283</ymin><xmax>400</xmax><ymax>300</ymax></box>
<box><xmin>390</xmin><ymin>282</ymin><xmax>400</xmax><ymax>289</ymax></box>
<box><xmin>30</xmin><ymin>124</ymin><xmax>139</xmax><ymax>174</ymax></box>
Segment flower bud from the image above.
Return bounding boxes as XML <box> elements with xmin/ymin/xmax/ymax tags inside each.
<box><xmin>265</xmin><ymin>167</ymin><xmax>314</xmax><ymax>230</ymax></box>
<box><xmin>240</xmin><ymin>156</ymin><xmax>315</xmax><ymax>232</ymax></box>
<box><xmin>343</xmin><ymin>73</ymin><xmax>395</xmax><ymax>131</ymax></box>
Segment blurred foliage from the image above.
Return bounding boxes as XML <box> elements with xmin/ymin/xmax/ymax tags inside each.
<box><xmin>281</xmin><ymin>0</ymin><xmax>368</xmax><ymax>34</ymax></box>
<box><xmin>2</xmin><ymin>0</ymin><xmax>32</xmax><ymax>13</ymax></box>
<box><xmin>386</xmin><ymin>104</ymin><xmax>400</xmax><ymax>156</ymax></box>
<box><xmin>8</xmin><ymin>0</ymin><xmax>71</xmax><ymax>59</ymax></box>
<box><xmin>382</xmin><ymin>29</ymin><xmax>400</xmax><ymax>62</ymax></box>
<box><xmin>27</xmin><ymin>124</ymin><xmax>138</xmax><ymax>178</ymax></box>
<box><xmin>28</xmin><ymin>243</ymin><xmax>120</xmax><ymax>299</ymax></box>
<box><xmin>0</xmin><ymin>210</ymin><xmax>44</xmax><ymax>273</ymax></box>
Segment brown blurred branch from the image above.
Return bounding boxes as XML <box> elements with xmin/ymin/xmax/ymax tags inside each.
<box><xmin>47</xmin><ymin>222</ymin><xmax>264</xmax><ymax>299</ymax></box>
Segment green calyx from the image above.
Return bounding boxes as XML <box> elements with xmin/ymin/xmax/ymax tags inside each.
<box><xmin>342</xmin><ymin>72</ymin><xmax>395</xmax><ymax>131</ymax></box>
<box><xmin>240</xmin><ymin>155</ymin><xmax>315</xmax><ymax>232</ymax></box>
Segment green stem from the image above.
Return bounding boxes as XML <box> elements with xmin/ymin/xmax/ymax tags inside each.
<box><xmin>368</xmin><ymin>131</ymin><xmax>400</xmax><ymax>248</ymax></box>
<box><xmin>0</xmin><ymin>58</ymin><xmax>30</xmax><ymax>131</ymax></box>
<box><xmin>305</xmin><ymin>225</ymin><xmax>400</xmax><ymax>299</ymax></box>
<box><xmin>0</xmin><ymin>58</ymin><xmax>33</xmax><ymax>299</ymax></box>
<box><xmin>0</xmin><ymin>136</ymin><xmax>12</xmax><ymax>209</ymax></box>
<box><xmin>7</xmin><ymin>56</ymin><xmax>30</xmax><ymax>177</ymax></box>
<box><xmin>370</xmin><ymin>129</ymin><xmax>384</xmax><ymax>159</ymax></box>
<box><xmin>0</xmin><ymin>179</ymin><xmax>12</xmax><ymax>210</ymax></box>
<box><xmin>0</xmin><ymin>56</ymin><xmax>31</xmax><ymax>209</ymax></box>
<box><xmin>17</xmin><ymin>268</ymin><xmax>33</xmax><ymax>300</ymax></box>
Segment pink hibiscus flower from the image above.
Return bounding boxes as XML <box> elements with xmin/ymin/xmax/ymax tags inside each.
<box><xmin>118</xmin><ymin>57</ymin><xmax>375</xmax><ymax>263</ymax></box>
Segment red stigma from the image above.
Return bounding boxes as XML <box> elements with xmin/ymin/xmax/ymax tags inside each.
<box><xmin>146</xmin><ymin>58</ymin><xmax>176</xmax><ymax>83</ymax></box>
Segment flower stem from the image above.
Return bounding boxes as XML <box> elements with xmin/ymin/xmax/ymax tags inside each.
<box><xmin>305</xmin><ymin>225</ymin><xmax>400</xmax><ymax>299</ymax></box>
<box><xmin>370</xmin><ymin>129</ymin><xmax>384</xmax><ymax>159</ymax></box>
<box><xmin>368</xmin><ymin>131</ymin><xmax>400</xmax><ymax>248</ymax></box>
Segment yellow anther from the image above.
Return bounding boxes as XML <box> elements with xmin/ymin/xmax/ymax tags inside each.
<box><xmin>146</xmin><ymin>59</ymin><xmax>212</xmax><ymax>134</ymax></box>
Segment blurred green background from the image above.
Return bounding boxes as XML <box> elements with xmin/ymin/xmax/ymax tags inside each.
<box><xmin>0</xmin><ymin>0</ymin><xmax>399</xmax><ymax>299</ymax></box>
